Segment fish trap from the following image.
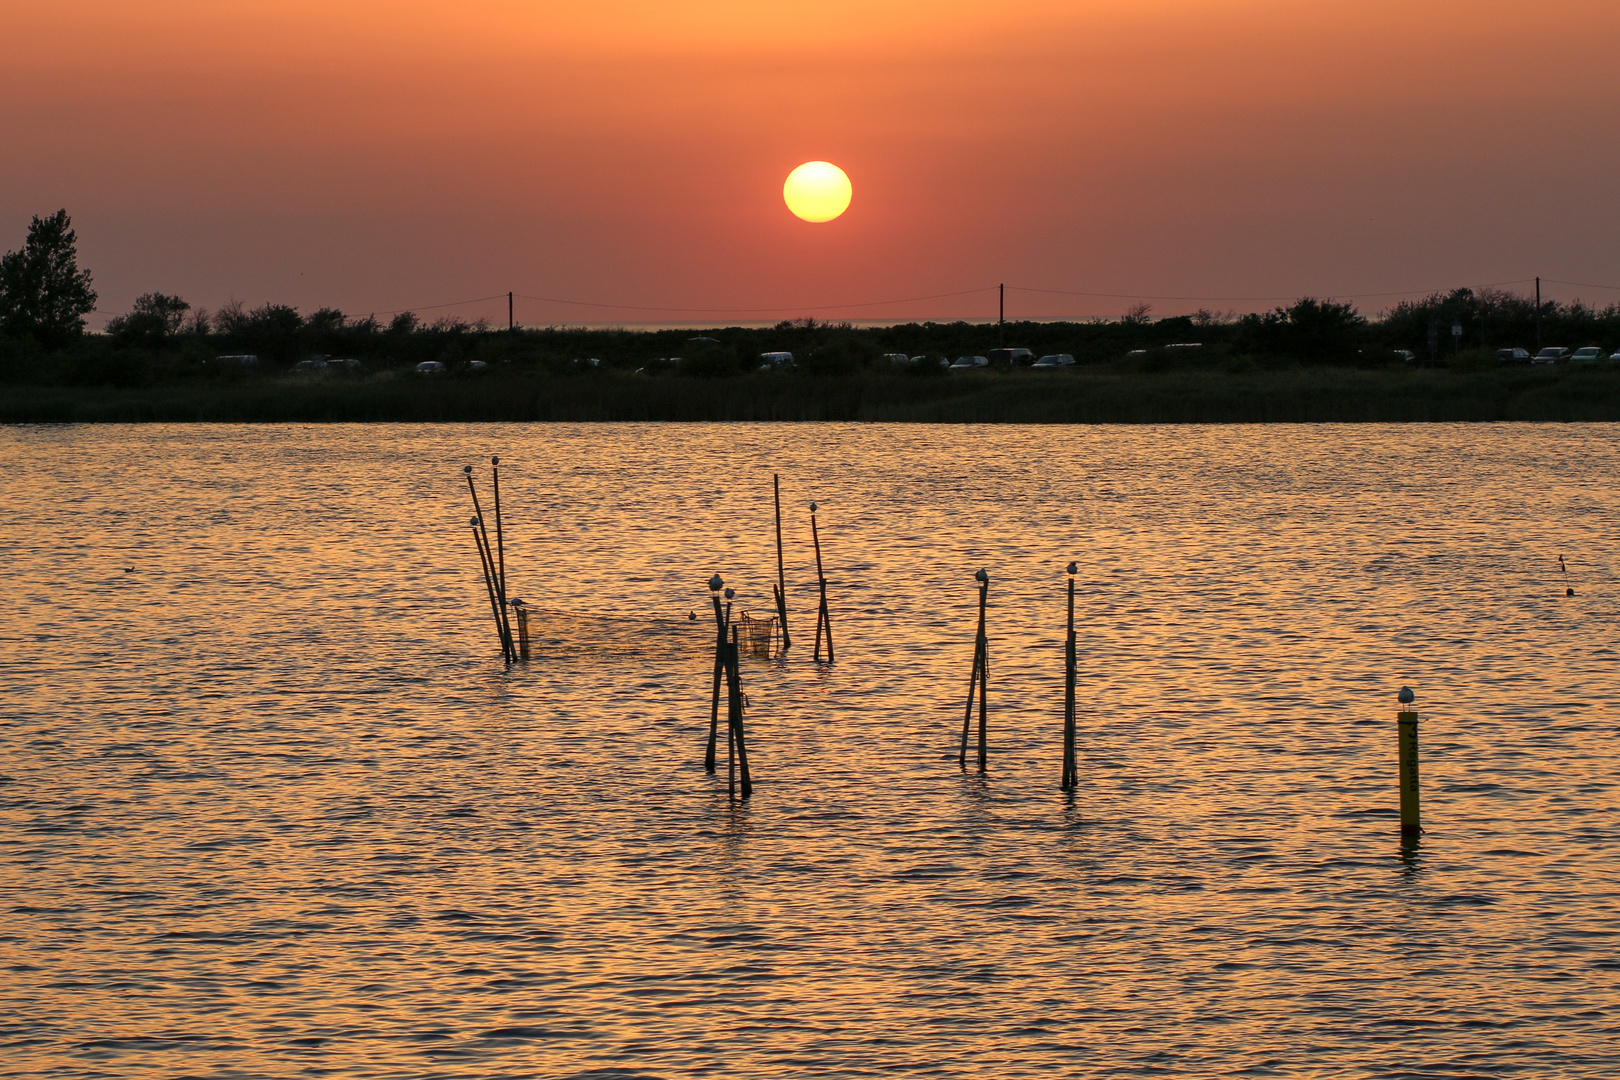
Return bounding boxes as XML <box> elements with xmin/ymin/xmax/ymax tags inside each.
<box><xmin>510</xmin><ymin>604</ymin><xmax>708</xmax><ymax>661</ymax></box>
<box><xmin>733</xmin><ymin>610</ymin><xmax>784</xmax><ymax>660</ymax></box>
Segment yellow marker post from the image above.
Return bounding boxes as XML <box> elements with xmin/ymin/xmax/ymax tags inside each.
<box><xmin>1398</xmin><ymin>710</ymin><xmax>1420</xmax><ymax>835</ymax></box>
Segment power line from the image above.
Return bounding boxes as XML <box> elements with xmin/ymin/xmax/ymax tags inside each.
<box><xmin>1005</xmin><ymin>279</ymin><xmax>1537</xmax><ymax>304</ymax></box>
<box><xmin>1540</xmin><ymin>278</ymin><xmax>1620</xmax><ymax>293</ymax></box>
<box><xmin>512</xmin><ymin>286</ymin><xmax>998</xmax><ymax>315</ymax></box>
<box><xmin>366</xmin><ymin>293</ymin><xmax>509</xmax><ymax>317</ymax></box>
<box><xmin>155</xmin><ymin>276</ymin><xmax>1600</xmax><ymax>325</ymax></box>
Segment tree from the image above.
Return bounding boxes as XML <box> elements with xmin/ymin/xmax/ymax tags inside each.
<box><xmin>0</xmin><ymin>210</ymin><xmax>98</xmax><ymax>348</ymax></box>
<box><xmin>106</xmin><ymin>292</ymin><xmax>190</xmax><ymax>346</ymax></box>
<box><xmin>1237</xmin><ymin>297</ymin><xmax>1365</xmax><ymax>361</ymax></box>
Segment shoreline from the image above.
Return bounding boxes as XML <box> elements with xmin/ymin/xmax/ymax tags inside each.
<box><xmin>5</xmin><ymin>367</ymin><xmax>1620</xmax><ymax>424</ymax></box>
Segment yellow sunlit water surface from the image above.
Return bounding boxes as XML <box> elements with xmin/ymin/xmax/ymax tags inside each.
<box><xmin>1</xmin><ymin>422</ymin><xmax>1618</xmax><ymax>1076</ymax></box>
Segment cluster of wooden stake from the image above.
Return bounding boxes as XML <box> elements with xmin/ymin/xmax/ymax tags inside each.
<box><xmin>769</xmin><ymin>473</ymin><xmax>836</xmax><ymax>663</ymax></box>
<box><xmin>705</xmin><ymin>576</ymin><xmax>753</xmax><ymax>800</ymax></box>
<box><xmin>459</xmin><ymin>460</ymin><xmax>1430</xmax><ymax>828</ymax></box>
<box><xmin>957</xmin><ymin>562</ymin><xmax>1098</xmax><ymax>789</ymax></box>
<box><xmin>463</xmin><ymin>457</ymin><xmax>529</xmax><ymax>663</ymax></box>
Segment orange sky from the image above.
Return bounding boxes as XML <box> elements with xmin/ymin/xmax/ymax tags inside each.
<box><xmin>3</xmin><ymin>0</ymin><xmax>1618</xmax><ymax>325</ymax></box>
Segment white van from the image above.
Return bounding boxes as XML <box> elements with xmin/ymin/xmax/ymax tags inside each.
<box><xmin>760</xmin><ymin>351</ymin><xmax>794</xmax><ymax>368</ymax></box>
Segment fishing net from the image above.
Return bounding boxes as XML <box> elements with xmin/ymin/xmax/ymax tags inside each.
<box><xmin>733</xmin><ymin>610</ymin><xmax>784</xmax><ymax>660</ymax></box>
<box><xmin>510</xmin><ymin>605</ymin><xmax>709</xmax><ymax>661</ymax></box>
<box><xmin>502</xmin><ymin>604</ymin><xmax>781</xmax><ymax>663</ymax></box>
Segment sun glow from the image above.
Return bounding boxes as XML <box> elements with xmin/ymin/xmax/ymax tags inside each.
<box><xmin>783</xmin><ymin>161</ymin><xmax>852</xmax><ymax>223</ymax></box>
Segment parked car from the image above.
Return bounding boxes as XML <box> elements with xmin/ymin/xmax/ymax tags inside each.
<box><xmin>466</xmin><ymin>360</ymin><xmax>488</xmax><ymax>372</ymax></box>
<box><xmin>1532</xmin><ymin>347</ymin><xmax>1570</xmax><ymax>364</ymax></box>
<box><xmin>1611</xmin><ymin>349</ymin><xmax>1620</xmax><ymax>361</ymax></box>
<box><xmin>760</xmin><ymin>351</ymin><xmax>794</xmax><ymax>368</ymax></box>
<box><xmin>950</xmin><ymin>355</ymin><xmax>989</xmax><ymax>369</ymax></box>
<box><xmin>1032</xmin><ymin>353</ymin><xmax>1075</xmax><ymax>367</ymax></box>
<box><xmin>415</xmin><ymin>361</ymin><xmax>446</xmax><ymax>374</ymax></box>
<box><xmin>291</xmin><ymin>359</ymin><xmax>326</xmax><ymax>373</ymax></box>
<box><xmin>912</xmin><ymin>355</ymin><xmax>950</xmax><ymax>368</ymax></box>
<box><xmin>987</xmin><ymin>348</ymin><xmax>1034</xmax><ymax>365</ymax></box>
<box><xmin>327</xmin><ymin>357</ymin><xmax>361</xmax><ymax>371</ymax></box>
<box><xmin>1571</xmin><ymin>347</ymin><xmax>1606</xmax><ymax>364</ymax></box>
<box><xmin>882</xmin><ymin>353</ymin><xmax>910</xmax><ymax>364</ymax></box>
<box><xmin>214</xmin><ymin>354</ymin><xmax>259</xmax><ymax>366</ymax></box>
<box><xmin>1496</xmin><ymin>347</ymin><xmax>1530</xmax><ymax>363</ymax></box>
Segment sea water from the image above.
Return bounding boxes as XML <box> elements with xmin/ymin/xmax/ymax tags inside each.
<box><xmin>1</xmin><ymin>422</ymin><xmax>1616</xmax><ymax>1078</ymax></box>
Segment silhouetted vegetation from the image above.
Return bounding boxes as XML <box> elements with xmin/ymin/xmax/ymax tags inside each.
<box><xmin>0</xmin><ymin>210</ymin><xmax>97</xmax><ymax>351</ymax></box>
<box><xmin>5</xmin><ymin>210</ymin><xmax>1620</xmax><ymax>420</ymax></box>
<box><xmin>8</xmin><ymin>290</ymin><xmax>1617</xmax><ymax>392</ymax></box>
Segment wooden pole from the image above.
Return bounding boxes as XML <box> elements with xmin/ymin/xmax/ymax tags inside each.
<box><xmin>514</xmin><ymin>602</ymin><xmax>531</xmax><ymax>661</ymax></box>
<box><xmin>727</xmin><ymin>624</ymin><xmax>752</xmax><ymax>799</ymax></box>
<box><xmin>1063</xmin><ymin>563</ymin><xmax>1077</xmax><ymax>789</ymax></box>
<box><xmin>469</xmin><ymin>517</ymin><xmax>508</xmax><ymax>660</ymax></box>
<box><xmin>811</xmin><ymin>502</ymin><xmax>834</xmax><ymax>662</ymax></box>
<box><xmin>706</xmin><ymin>576</ymin><xmax>726</xmax><ymax>772</ymax></box>
<box><xmin>727</xmin><ymin>631</ymin><xmax>736</xmax><ymax>798</ymax></box>
<box><xmin>976</xmin><ymin>580</ymin><xmax>989</xmax><ymax>774</ymax></box>
<box><xmin>960</xmin><ymin>572</ymin><xmax>989</xmax><ymax>771</ymax></box>
<box><xmin>489</xmin><ymin>456</ymin><xmax>515</xmax><ymax>661</ymax></box>
<box><xmin>464</xmin><ymin>466</ymin><xmax>514</xmax><ymax>661</ymax></box>
<box><xmin>959</xmin><ymin>632</ymin><xmax>982</xmax><ymax>770</ymax></box>
<box><xmin>773</xmin><ymin>474</ymin><xmax>791</xmax><ymax>648</ymax></box>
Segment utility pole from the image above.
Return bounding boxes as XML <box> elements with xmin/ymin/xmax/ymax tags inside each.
<box><xmin>998</xmin><ymin>283</ymin><xmax>1004</xmax><ymax>346</ymax></box>
<box><xmin>1534</xmin><ymin>277</ymin><xmax>1541</xmax><ymax>351</ymax></box>
<box><xmin>508</xmin><ymin>291</ymin><xmax>514</xmax><ymax>331</ymax></box>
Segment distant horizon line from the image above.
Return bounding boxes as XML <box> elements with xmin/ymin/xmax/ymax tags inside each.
<box><xmin>88</xmin><ymin>276</ymin><xmax>1620</xmax><ymax>332</ymax></box>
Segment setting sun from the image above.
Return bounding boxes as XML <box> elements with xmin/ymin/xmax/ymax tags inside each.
<box><xmin>783</xmin><ymin>161</ymin><xmax>852</xmax><ymax>223</ymax></box>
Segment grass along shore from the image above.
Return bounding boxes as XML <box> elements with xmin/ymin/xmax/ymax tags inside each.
<box><xmin>6</xmin><ymin>366</ymin><xmax>1620</xmax><ymax>424</ymax></box>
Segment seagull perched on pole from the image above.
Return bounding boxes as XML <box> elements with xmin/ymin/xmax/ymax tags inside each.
<box><xmin>1398</xmin><ymin>686</ymin><xmax>1415</xmax><ymax>705</ymax></box>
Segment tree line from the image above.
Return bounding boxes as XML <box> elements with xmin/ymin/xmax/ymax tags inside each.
<box><xmin>5</xmin><ymin>209</ymin><xmax>1618</xmax><ymax>387</ymax></box>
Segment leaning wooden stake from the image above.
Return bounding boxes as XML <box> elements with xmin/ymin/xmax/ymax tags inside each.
<box><xmin>773</xmin><ymin>474</ymin><xmax>791</xmax><ymax>648</ymax></box>
<box><xmin>959</xmin><ymin>570</ymin><xmax>989</xmax><ymax>773</ymax></box>
<box><xmin>464</xmin><ymin>465</ymin><xmax>515</xmax><ymax>662</ymax></box>
<box><xmin>1062</xmin><ymin>561</ymin><xmax>1078</xmax><ymax>790</ymax></box>
<box><xmin>810</xmin><ymin>502</ymin><xmax>835</xmax><ymax>663</ymax></box>
<box><xmin>469</xmin><ymin>516</ymin><xmax>509</xmax><ymax>660</ymax></box>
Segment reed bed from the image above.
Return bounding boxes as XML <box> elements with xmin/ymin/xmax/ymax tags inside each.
<box><xmin>6</xmin><ymin>367</ymin><xmax>1620</xmax><ymax>424</ymax></box>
